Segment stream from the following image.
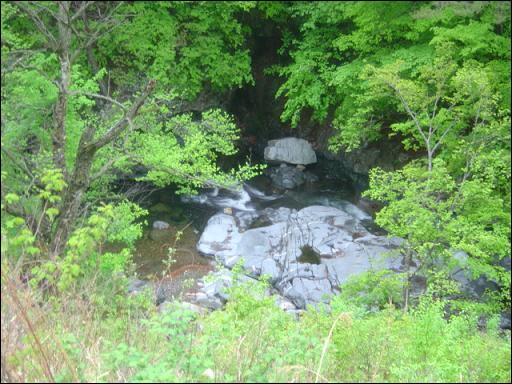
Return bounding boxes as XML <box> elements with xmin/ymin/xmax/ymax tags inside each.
<box><xmin>133</xmin><ymin>162</ymin><xmax>367</xmax><ymax>275</ymax></box>
<box><xmin>130</xmin><ymin>160</ymin><xmax>385</xmax><ymax>304</ymax></box>
<box><xmin>127</xmin><ymin>156</ymin><xmax>507</xmax><ymax>321</ymax></box>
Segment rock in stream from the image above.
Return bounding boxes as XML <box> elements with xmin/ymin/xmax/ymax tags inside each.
<box><xmin>197</xmin><ymin>203</ymin><xmax>404</xmax><ymax>309</ymax></box>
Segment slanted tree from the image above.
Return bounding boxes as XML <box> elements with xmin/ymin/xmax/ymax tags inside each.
<box><xmin>1</xmin><ymin>1</ymin><xmax>259</xmax><ymax>259</ymax></box>
<box><xmin>361</xmin><ymin>50</ymin><xmax>510</xmax><ymax>308</ymax></box>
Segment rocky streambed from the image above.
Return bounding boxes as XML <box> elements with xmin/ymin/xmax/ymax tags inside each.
<box><xmin>196</xmin><ymin>203</ymin><xmax>405</xmax><ymax>310</ymax></box>
<box><xmin>135</xmin><ymin>191</ymin><xmax>407</xmax><ymax>314</ymax></box>
<box><xmin>128</xmin><ymin>139</ymin><xmax>379</xmax><ymax>311</ymax></box>
<box><xmin>129</xmin><ymin>138</ymin><xmax>509</xmax><ymax>328</ymax></box>
<box><xmin>129</xmin><ymin>137</ymin><xmax>407</xmax><ymax>315</ymax></box>
<box><xmin>175</xmin><ymin>138</ymin><xmax>407</xmax><ymax>313</ymax></box>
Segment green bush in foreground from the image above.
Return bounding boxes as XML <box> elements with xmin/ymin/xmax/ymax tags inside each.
<box><xmin>2</xmin><ymin>273</ymin><xmax>509</xmax><ymax>383</ymax></box>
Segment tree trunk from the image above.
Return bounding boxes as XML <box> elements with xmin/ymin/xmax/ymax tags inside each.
<box><xmin>427</xmin><ymin>151</ymin><xmax>433</xmax><ymax>173</ymax></box>
<box><xmin>14</xmin><ymin>3</ymin><xmax>156</xmax><ymax>258</ymax></box>
<box><xmin>49</xmin><ymin>146</ymin><xmax>96</xmax><ymax>258</ymax></box>
<box><xmin>49</xmin><ymin>80</ymin><xmax>156</xmax><ymax>257</ymax></box>
<box><xmin>82</xmin><ymin>11</ymin><xmax>109</xmax><ymax>98</ymax></box>
<box><xmin>52</xmin><ymin>2</ymin><xmax>72</xmax><ymax>177</ymax></box>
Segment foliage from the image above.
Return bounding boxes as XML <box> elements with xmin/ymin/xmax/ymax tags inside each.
<box><xmin>340</xmin><ymin>269</ymin><xmax>406</xmax><ymax>310</ymax></box>
<box><xmin>1</xmin><ymin>167</ymin><xmax>67</xmax><ymax>262</ymax></box>
<box><xmin>105</xmin><ymin>201</ymin><xmax>148</xmax><ymax>249</ymax></box>
<box><xmin>129</xmin><ymin>108</ymin><xmax>264</xmax><ymax>194</ymax></box>
<box><xmin>1</xmin><ymin>0</ymin><xmax>261</xmax><ymax>258</ymax></box>
<box><xmin>2</xmin><ymin>270</ymin><xmax>510</xmax><ymax>383</ymax></box>
<box><xmin>25</xmin><ymin>200</ymin><xmax>147</xmax><ymax>293</ymax></box>
<box><xmin>365</xmin><ymin>159</ymin><xmax>510</xmax><ymax>308</ymax></box>
<box><xmin>273</xmin><ymin>1</ymin><xmax>510</xmax><ymax>143</ymax></box>
<box><xmin>326</xmin><ymin>293</ymin><xmax>510</xmax><ymax>383</ymax></box>
<box><xmin>96</xmin><ymin>1</ymin><xmax>256</xmax><ymax>99</ymax></box>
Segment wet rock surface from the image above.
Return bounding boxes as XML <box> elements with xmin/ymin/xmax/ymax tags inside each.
<box><xmin>265</xmin><ymin>164</ymin><xmax>320</xmax><ymax>190</ymax></box>
<box><xmin>197</xmin><ymin>203</ymin><xmax>404</xmax><ymax>309</ymax></box>
<box><xmin>152</xmin><ymin>220</ymin><xmax>170</xmax><ymax>230</ymax></box>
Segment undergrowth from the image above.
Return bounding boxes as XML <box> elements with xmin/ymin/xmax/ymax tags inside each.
<box><xmin>1</xmin><ymin>263</ymin><xmax>510</xmax><ymax>383</ymax></box>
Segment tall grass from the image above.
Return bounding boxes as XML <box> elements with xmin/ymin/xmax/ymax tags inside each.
<box><xmin>1</xmin><ymin>262</ymin><xmax>510</xmax><ymax>383</ymax></box>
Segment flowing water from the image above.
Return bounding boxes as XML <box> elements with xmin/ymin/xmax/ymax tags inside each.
<box><xmin>131</xmin><ymin>162</ymin><xmax>377</xmax><ymax>281</ymax></box>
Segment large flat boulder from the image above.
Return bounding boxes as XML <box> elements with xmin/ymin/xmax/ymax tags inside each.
<box><xmin>264</xmin><ymin>137</ymin><xmax>317</xmax><ymax>165</ymax></box>
<box><xmin>197</xmin><ymin>204</ymin><xmax>404</xmax><ymax>309</ymax></box>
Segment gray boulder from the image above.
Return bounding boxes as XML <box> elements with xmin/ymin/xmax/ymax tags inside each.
<box><xmin>185</xmin><ymin>290</ymin><xmax>223</xmax><ymax>310</ymax></box>
<box><xmin>197</xmin><ymin>204</ymin><xmax>404</xmax><ymax>309</ymax></box>
<box><xmin>261</xmin><ymin>258</ymin><xmax>281</xmax><ymax>283</ymax></box>
<box><xmin>235</xmin><ymin>222</ymin><xmax>291</xmax><ymax>272</ymax></box>
<box><xmin>197</xmin><ymin>214</ymin><xmax>241</xmax><ymax>263</ymax></box>
<box><xmin>264</xmin><ymin>137</ymin><xmax>317</xmax><ymax>165</ymax></box>
<box><xmin>322</xmin><ymin>244</ymin><xmax>402</xmax><ymax>289</ymax></box>
<box><xmin>158</xmin><ymin>301</ymin><xmax>208</xmax><ymax>316</ymax></box>
<box><xmin>275</xmin><ymin>295</ymin><xmax>298</xmax><ymax>311</ymax></box>
<box><xmin>283</xmin><ymin>277</ymin><xmax>333</xmax><ymax>309</ymax></box>
<box><xmin>153</xmin><ymin>220</ymin><xmax>170</xmax><ymax>230</ymax></box>
<box><xmin>127</xmin><ymin>279</ymin><xmax>148</xmax><ymax>295</ymax></box>
<box><xmin>261</xmin><ymin>207</ymin><xmax>295</xmax><ymax>224</ymax></box>
<box><xmin>447</xmin><ymin>251</ymin><xmax>501</xmax><ymax>300</ymax></box>
<box><xmin>233</xmin><ymin>210</ymin><xmax>260</xmax><ymax>231</ymax></box>
<box><xmin>500</xmin><ymin>311</ymin><xmax>511</xmax><ymax>330</ymax></box>
<box><xmin>268</xmin><ymin>164</ymin><xmax>306</xmax><ymax>189</ymax></box>
<box><xmin>200</xmin><ymin>269</ymin><xmax>263</xmax><ymax>303</ymax></box>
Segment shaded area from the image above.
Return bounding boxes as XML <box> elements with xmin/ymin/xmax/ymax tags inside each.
<box><xmin>297</xmin><ymin>245</ymin><xmax>321</xmax><ymax>265</ymax></box>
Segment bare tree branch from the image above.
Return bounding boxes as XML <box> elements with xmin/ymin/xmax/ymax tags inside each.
<box><xmin>2</xmin><ymin>202</ymin><xmax>27</xmax><ymax>219</ymax></box>
<box><xmin>431</xmin><ymin>102</ymin><xmax>457</xmax><ymax>136</ymax></box>
<box><xmin>70</xmin><ymin>2</ymin><xmax>125</xmax><ymax>63</ymax></box>
<box><xmin>32</xmin><ymin>2</ymin><xmax>66</xmax><ymax>24</ymax></box>
<box><xmin>70</xmin><ymin>1</ymin><xmax>96</xmax><ymax>22</ymax></box>
<box><xmin>68</xmin><ymin>90</ymin><xmax>126</xmax><ymax>110</ymax></box>
<box><xmin>90</xmin><ymin>157</ymin><xmax>117</xmax><ymax>181</ymax></box>
<box><xmin>0</xmin><ymin>49</ymin><xmax>47</xmax><ymax>80</ymax></box>
<box><xmin>428</xmin><ymin>94</ymin><xmax>440</xmax><ymax>138</ymax></box>
<box><xmin>90</xmin><ymin>80</ymin><xmax>156</xmax><ymax>150</ymax></box>
<box><xmin>81</xmin><ymin>8</ymin><xmax>109</xmax><ymax>96</ymax></box>
<box><xmin>431</xmin><ymin>118</ymin><xmax>459</xmax><ymax>155</ymax></box>
<box><xmin>1</xmin><ymin>147</ymin><xmax>38</xmax><ymax>182</ymax></box>
<box><xmin>386</xmin><ymin>81</ymin><xmax>429</xmax><ymax>145</ymax></box>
